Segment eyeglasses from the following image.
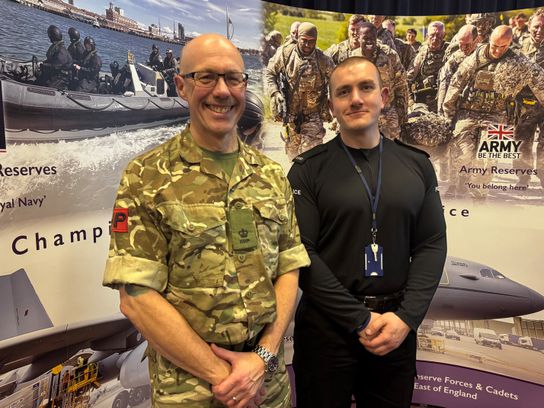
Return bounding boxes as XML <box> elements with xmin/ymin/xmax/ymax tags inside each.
<box><xmin>183</xmin><ymin>71</ymin><xmax>248</xmax><ymax>88</ymax></box>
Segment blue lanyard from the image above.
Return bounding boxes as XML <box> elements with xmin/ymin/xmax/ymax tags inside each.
<box><xmin>341</xmin><ymin>136</ymin><xmax>383</xmax><ymax>244</ymax></box>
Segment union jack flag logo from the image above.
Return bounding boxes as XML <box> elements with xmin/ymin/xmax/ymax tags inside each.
<box><xmin>486</xmin><ymin>123</ymin><xmax>515</xmax><ymax>141</ymax></box>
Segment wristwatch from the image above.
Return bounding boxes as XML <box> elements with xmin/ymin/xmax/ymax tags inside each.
<box><xmin>252</xmin><ymin>345</ymin><xmax>279</xmax><ymax>374</ymax></box>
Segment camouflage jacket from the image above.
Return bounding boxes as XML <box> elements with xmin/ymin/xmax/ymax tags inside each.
<box><xmin>520</xmin><ymin>36</ymin><xmax>544</xmax><ymax>67</ymax></box>
<box><xmin>352</xmin><ymin>43</ymin><xmax>409</xmax><ymax>125</ymax></box>
<box><xmin>265</xmin><ymin>43</ymin><xmax>334</xmax><ymax>119</ymax></box>
<box><xmin>377</xmin><ymin>27</ymin><xmax>397</xmax><ymax>52</ymax></box>
<box><xmin>324</xmin><ymin>39</ymin><xmax>358</xmax><ymax>65</ymax></box>
<box><xmin>407</xmin><ymin>42</ymin><xmax>449</xmax><ymax>92</ymax></box>
<box><xmin>443</xmin><ymin>45</ymin><xmax>544</xmax><ymax>120</ymax></box>
<box><xmin>394</xmin><ymin>38</ymin><xmax>415</xmax><ymax>70</ymax></box>
<box><xmin>437</xmin><ymin>49</ymin><xmax>470</xmax><ymax>115</ymax></box>
<box><xmin>104</xmin><ymin>126</ymin><xmax>310</xmax><ymax>345</ymax></box>
<box><xmin>513</xmin><ymin>25</ymin><xmax>529</xmax><ymax>44</ymax></box>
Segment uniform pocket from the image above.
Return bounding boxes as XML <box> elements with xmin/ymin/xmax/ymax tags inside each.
<box><xmin>157</xmin><ymin>203</ymin><xmax>227</xmax><ymax>288</ymax></box>
<box><xmin>252</xmin><ymin>199</ymin><xmax>288</xmax><ymax>278</ymax></box>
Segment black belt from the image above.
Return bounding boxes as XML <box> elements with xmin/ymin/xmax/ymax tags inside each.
<box><xmin>357</xmin><ymin>290</ymin><xmax>404</xmax><ymax>313</ymax></box>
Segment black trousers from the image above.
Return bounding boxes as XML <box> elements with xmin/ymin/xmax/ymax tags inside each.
<box><xmin>293</xmin><ymin>330</ymin><xmax>417</xmax><ymax>408</ymax></box>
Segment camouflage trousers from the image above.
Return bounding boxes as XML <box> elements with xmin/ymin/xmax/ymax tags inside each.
<box><xmin>448</xmin><ymin>111</ymin><xmax>505</xmax><ymax>198</ymax></box>
<box><xmin>285</xmin><ymin>113</ymin><xmax>325</xmax><ymax>161</ymax></box>
<box><xmin>514</xmin><ymin>106</ymin><xmax>544</xmax><ymax>185</ymax></box>
<box><xmin>148</xmin><ymin>342</ymin><xmax>291</xmax><ymax>407</ymax></box>
<box><xmin>379</xmin><ymin>106</ymin><xmax>401</xmax><ymax>139</ymax></box>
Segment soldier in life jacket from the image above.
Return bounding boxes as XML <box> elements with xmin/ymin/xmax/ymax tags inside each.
<box><xmin>407</xmin><ymin>21</ymin><xmax>449</xmax><ymax>112</ymax></box>
<box><xmin>443</xmin><ymin>25</ymin><xmax>544</xmax><ymax>198</ymax></box>
<box><xmin>73</xmin><ymin>36</ymin><xmax>102</xmax><ymax>93</ymax></box>
<box><xmin>162</xmin><ymin>49</ymin><xmax>178</xmax><ymax>97</ymax></box>
<box><xmin>36</xmin><ymin>25</ymin><xmax>73</xmax><ymax>90</ymax></box>
<box><xmin>148</xmin><ymin>44</ymin><xmax>163</xmax><ymax>71</ymax></box>
<box><xmin>265</xmin><ymin>22</ymin><xmax>334</xmax><ymax>160</ymax></box>
<box><xmin>67</xmin><ymin>27</ymin><xmax>85</xmax><ymax>65</ymax></box>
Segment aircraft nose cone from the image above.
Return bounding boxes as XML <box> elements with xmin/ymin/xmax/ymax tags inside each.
<box><xmin>528</xmin><ymin>288</ymin><xmax>544</xmax><ymax>314</ymax></box>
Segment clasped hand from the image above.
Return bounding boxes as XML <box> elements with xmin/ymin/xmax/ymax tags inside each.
<box><xmin>210</xmin><ymin>344</ymin><xmax>267</xmax><ymax>408</ymax></box>
<box><xmin>358</xmin><ymin>312</ymin><xmax>410</xmax><ymax>356</ymax></box>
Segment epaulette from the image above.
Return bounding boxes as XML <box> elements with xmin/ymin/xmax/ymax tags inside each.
<box><xmin>292</xmin><ymin>144</ymin><xmax>328</xmax><ymax>164</ymax></box>
<box><xmin>394</xmin><ymin>139</ymin><xmax>430</xmax><ymax>158</ymax></box>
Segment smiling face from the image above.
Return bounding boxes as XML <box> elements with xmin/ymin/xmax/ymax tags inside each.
<box><xmin>359</xmin><ymin>26</ymin><xmax>377</xmax><ymax>58</ymax></box>
<box><xmin>348</xmin><ymin>22</ymin><xmax>363</xmax><ymax>48</ymax></box>
<box><xmin>530</xmin><ymin>15</ymin><xmax>544</xmax><ymax>44</ymax></box>
<box><xmin>427</xmin><ymin>24</ymin><xmax>445</xmax><ymax>51</ymax></box>
<box><xmin>328</xmin><ymin>58</ymin><xmax>388</xmax><ymax>140</ymax></box>
<box><xmin>175</xmin><ymin>34</ymin><xmax>246</xmax><ymax>147</ymax></box>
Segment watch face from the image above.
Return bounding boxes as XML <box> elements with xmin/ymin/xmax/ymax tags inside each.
<box><xmin>267</xmin><ymin>355</ymin><xmax>279</xmax><ymax>373</ymax></box>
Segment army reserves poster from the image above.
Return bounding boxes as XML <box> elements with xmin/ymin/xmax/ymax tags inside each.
<box><xmin>1</xmin><ymin>0</ymin><xmax>544</xmax><ymax>407</ymax></box>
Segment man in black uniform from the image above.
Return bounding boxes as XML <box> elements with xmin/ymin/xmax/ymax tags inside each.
<box><xmin>73</xmin><ymin>36</ymin><xmax>102</xmax><ymax>93</ymax></box>
<box><xmin>37</xmin><ymin>25</ymin><xmax>73</xmax><ymax>90</ymax></box>
<box><xmin>287</xmin><ymin>57</ymin><xmax>447</xmax><ymax>408</ymax></box>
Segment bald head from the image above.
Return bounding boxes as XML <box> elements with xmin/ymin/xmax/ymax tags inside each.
<box><xmin>458</xmin><ymin>24</ymin><xmax>479</xmax><ymax>55</ymax></box>
<box><xmin>490</xmin><ymin>25</ymin><xmax>513</xmax><ymax>42</ymax></box>
<box><xmin>180</xmin><ymin>33</ymin><xmax>244</xmax><ymax>74</ymax></box>
<box><xmin>290</xmin><ymin>21</ymin><xmax>301</xmax><ymax>38</ymax></box>
<box><xmin>489</xmin><ymin>25</ymin><xmax>512</xmax><ymax>59</ymax></box>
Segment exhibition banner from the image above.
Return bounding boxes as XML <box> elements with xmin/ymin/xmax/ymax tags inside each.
<box><xmin>0</xmin><ymin>1</ymin><xmax>262</xmax><ymax>407</ymax></box>
<box><xmin>1</xmin><ymin>0</ymin><xmax>543</xmax><ymax>407</ymax></box>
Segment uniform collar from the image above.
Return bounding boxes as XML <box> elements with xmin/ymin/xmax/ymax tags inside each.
<box><xmin>177</xmin><ymin>125</ymin><xmax>259</xmax><ymax>182</ymax></box>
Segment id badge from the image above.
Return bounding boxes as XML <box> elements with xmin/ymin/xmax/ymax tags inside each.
<box><xmin>364</xmin><ymin>243</ymin><xmax>384</xmax><ymax>277</ymax></box>
<box><xmin>228</xmin><ymin>207</ymin><xmax>258</xmax><ymax>250</ymax></box>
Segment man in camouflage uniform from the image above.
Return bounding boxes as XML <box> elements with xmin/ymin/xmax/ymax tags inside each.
<box><xmin>443</xmin><ymin>26</ymin><xmax>544</xmax><ymax>198</ymax></box>
<box><xmin>261</xmin><ymin>30</ymin><xmax>283</xmax><ymax>66</ymax></box>
<box><xmin>407</xmin><ymin>21</ymin><xmax>448</xmax><ymax>112</ymax></box>
<box><xmin>103</xmin><ymin>34</ymin><xmax>310</xmax><ymax>408</ymax></box>
<box><xmin>435</xmin><ymin>25</ymin><xmax>479</xmax><ymax>182</ymax></box>
<box><xmin>367</xmin><ymin>15</ymin><xmax>397</xmax><ymax>52</ymax></box>
<box><xmin>406</xmin><ymin>28</ymin><xmax>422</xmax><ymax>53</ymax></box>
<box><xmin>516</xmin><ymin>11</ymin><xmax>544</xmax><ymax>187</ymax></box>
<box><xmin>471</xmin><ymin>13</ymin><xmax>495</xmax><ymax>44</ymax></box>
<box><xmin>445</xmin><ymin>14</ymin><xmax>494</xmax><ymax>59</ymax></box>
<box><xmin>284</xmin><ymin>21</ymin><xmax>300</xmax><ymax>45</ymax></box>
<box><xmin>352</xmin><ymin>22</ymin><xmax>409</xmax><ymax>139</ymax></box>
<box><xmin>265</xmin><ymin>22</ymin><xmax>334</xmax><ymax>160</ymax></box>
<box><xmin>382</xmin><ymin>18</ymin><xmax>415</xmax><ymax>70</ymax></box>
<box><xmin>513</xmin><ymin>12</ymin><xmax>529</xmax><ymax>43</ymax></box>
<box><xmin>325</xmin><ymin>14</ymin><xmax>366</xmax><ymax>65</ymax></box>
<box><xmin>437</xmin><ymin>24</ymin><xmax>479</xmax><ymax>115</ymax></box>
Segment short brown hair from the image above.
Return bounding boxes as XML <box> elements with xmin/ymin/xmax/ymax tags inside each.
<box><xmin>329</xmin><ymin>56</ymin><xmax>383</xmax><ymax>96</ymax></box>
<box><xmin>349</xmin><ymin>14</ymin><xmax>367</xmax><ymax>25</ymax></box>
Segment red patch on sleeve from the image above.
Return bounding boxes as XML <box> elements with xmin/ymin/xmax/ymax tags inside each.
<box><xmin>112</xmin><ymin>208</ymin><xmax>129</xmax><ymax>233</ymax></box>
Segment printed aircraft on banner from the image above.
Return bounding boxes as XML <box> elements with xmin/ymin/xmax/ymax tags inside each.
<box><xmin>1</xmin><ymin>258</ymin><xmax>544</xmax><ymax>404</ymax></box>
<box><xmin>427</xmin><ymin>256</ymin><xmax>544</xmax><ymax>320</ymax></box>
<box><xmin>0</xmin><ymin>269</ymin><xmax>53</xmax><ymax>341</ymax></box>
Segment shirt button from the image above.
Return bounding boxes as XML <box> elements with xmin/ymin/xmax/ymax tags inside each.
<box><xmin>187</xmin><ymin>223</ymin><xmax>195</xmax><ymax>232</ymax></box>
<box><xmin>235</xmin><ymin>202</ymin><xmax>244</xmax><ymax>209</ymax></box>
<box><xmin>279</xmin><ymin>214</ymin><xmax>287</xmax><ymax>222</ymax></box>
<box><xmin>237</xmin><ymin>254</ymin><xmax>246</xmax><ymax>262</ymax></box>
